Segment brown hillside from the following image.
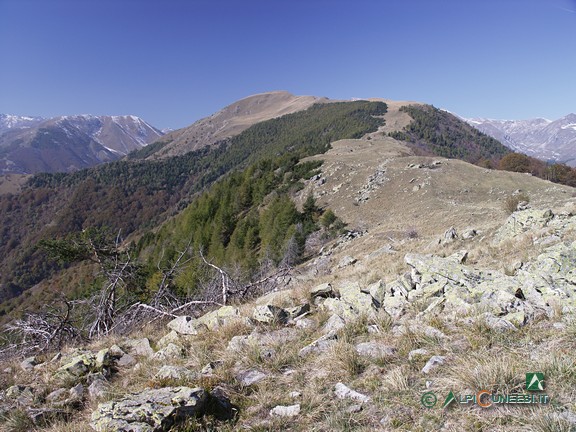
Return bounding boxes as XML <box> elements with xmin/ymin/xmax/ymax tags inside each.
<box><xmin>151</xmin><ymin>91</ymin><xmax>329</xmax><ymax>159</ymax></box>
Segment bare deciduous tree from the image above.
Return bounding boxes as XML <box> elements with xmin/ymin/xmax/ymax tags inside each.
<box><xmin>5</xmin><ymin>298</ymin><xmax>83</xmax><ymax>353</ymax></box>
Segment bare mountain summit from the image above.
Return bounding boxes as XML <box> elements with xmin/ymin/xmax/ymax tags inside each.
<box><xmin>465</xmin><ymin>113</ymin><xmax>576</xmax><ymax>166</ymax></box>
<box><xmin>149</xmin><ymin>91</ymin><xmax>329</xmax><ymax>159</ymax></box>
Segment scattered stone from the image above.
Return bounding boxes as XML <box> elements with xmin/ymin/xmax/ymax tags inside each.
<box><xmin>6</xmin><ymin>385</ymin><xmax>34</xmax><ymax>407</ymax></box>
<box><xmin>157</xmin><ymin>331</ymin><xmax>182</xmax><ymax>348</ymax></box>
<box><xmin>462</xmin><ymin>229</ymin><xmax>478</xmax><ymax>239</ymax></box>
<box><xmin>346</xmin><ymin>404</ymin><xmax>363</xmax><ymax>413</ymax></box>
<box><xmin>270</xmin><ymin>404</ymin><xmax>301</xmax><ymax>417</ymax></box>
<box><xmin>227</xmin><ymin>335</ymin><xmax>250</xmax><ymax>352</ymax></box>
<box><xmin>116</xmin><ymin>353</ymin><xmax>136</xmax><ymax>367</ymax></box>
<box><xmin>156</xmin><ymin>365</ymin><xmax>197</xmax><ymax>381</ymax></box>
<box><xmin>299</xmin><ymin>333</ymin><xmax>338</xmax><ymax>357</ymax></box>
<box><xmin>69</xmin><ymin>383</ymin><xmax>84</xmax><ymax>401</ymax></box>
<box><xmin>201</xmin><ymin>361</ymin><xmax>223</xmax><ymax>376</ymax></box>
<box><xmin>408</xmin><ymin>348</ymin><xmax>429</xmax><ymax>361</ymax></box>
<box><xmin>153</xmin><ymin>343</ymin><xmax>183</xmax><ymax>361</ymax></box>
<box><xmin>295</xmin><ymin>317</ymin><xmax>315</xmax><ymax>329</ymax></box>
<box><xmin>285</xmin><ymin>303</ymin><xmax>310</xmax><ymax>319</ymax></box>
<box><xmin>421</xmin><ymin>356</ymin><xmax>446</xmax><ymax>374</ymax></box>
<box><xmin>108</xmin><ymin>344</ymin><xmax>125</xmax><ymax>358</ymax></box>
<box><xmin>367</xmin><ymin>324</ymin><xmax>380</xmax><ymax>334</ymax></box>
<box><xmin>123</xmin><ymin>338</ymin><xmax>154</xmax><ymax>358</ymax></box>
<box><xmin>355</xmin><ymin>342</ymin><xmax>396</xmax><ymax>359</ymax></box>
<box><xmin>196</xmin><ymin>305</ymin><xmax>241</xmax><ymax>331</ymax></box>
<box><xmin>338</xmin><ymin>255</ymin><xmax>357</xmax><ymax>268</ymax></box>
<box><xmin>209</xmin><ymin>386</ymin><xmax>236</xmax><ymax>421</ymax></box>
<box><xmin>334</xmin><ymin>382</ymin><xmax>370</xmax><ymax>403</ymax></box>
<box><xmin>236</xmin><ymin>369</ymin><xmax>267</xmax><ymax>386</ymax></box>
<box><xmin>20</xmin><ymin>356</ymin><xmax>38</xmax><ymax>371</ymax></box>
<box><xmin>167</xmin><ymin>315</ymin><xmax>198</xmax><ymax>335</ymax></box>
<box><xmin>482</xmin><ymin>313</ymin><xmax>518</xmax><ymax>332</ymax></box>
<box><xmin>253</xmin><ymin>305</ymin><xmax>289</xmax><ymax>324</ymax></box>
<box><xmin>310</xmin><ymin>282</ymin><xmax>334</xmax><ymax>298</ymax></box>
<box><xmin>442</xmin><ymin>227</ymin><xmax>458</xmax><ymax>244</ymax></box>
<box><xmin>88</xmin><ymin>379</ymin><xmax>108</xmax><ymax>400</ymax></box>
<box><xmin>322</xmin><ymin>314</ymin><xmax>346</xmax><ymax>334</ymax></box>
<box><xmin>289</xmin><ymin>391</ymin><xmax>302</xmax><ymax>399</ymax></box>
<box><xmin>90</xmin><ymin>386</ymin><xmax>208</xmax><ymax>432</ymax></box>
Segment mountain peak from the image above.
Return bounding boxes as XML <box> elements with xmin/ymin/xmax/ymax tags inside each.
<box><xmin>148</xmin><ymin>91</ymin><xmax>329</xmax><ymax>159</ymax></box>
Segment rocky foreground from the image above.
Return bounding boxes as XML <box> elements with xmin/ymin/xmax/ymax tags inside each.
<box><xmin>1</xmin><ymin>205</ymin><xmax>576</xmax><ymax>431</ymax></box>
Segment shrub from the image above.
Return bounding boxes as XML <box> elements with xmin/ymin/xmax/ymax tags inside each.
<box><xmin>503</xmin><ymin>193</ymin><xmax>530</xmax><ymax>214</ymax></box>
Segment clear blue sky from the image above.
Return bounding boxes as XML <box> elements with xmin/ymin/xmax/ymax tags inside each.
<box><xmin>1</xmin><ymin>0</ymin><xmax>574</xmax><ymax>129</ymax></box>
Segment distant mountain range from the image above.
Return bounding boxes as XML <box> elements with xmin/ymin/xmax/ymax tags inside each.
<box><xmin>464</xmin><ymin>114</ymin><xmax>576</xmax><ymax>166</ymax></box>
<box><xmin>0</xmin><ymin>114</ymin><xmax>163</xmax><ymax>174</ymax></box>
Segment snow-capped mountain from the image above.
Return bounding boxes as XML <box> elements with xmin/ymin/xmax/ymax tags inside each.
<box><xmin>0</xmin><ymin>114</ymin><xmax>163</xmax><ymax>174</ymax></box>
<box><xmin>465</xmin><ymin>114</ymin><xmax>576</xmax><ymax>166</ymax></box>
<box><xmin>0</xmin><ymin>114</ymin><xmax>44</xmax><ymax>133</ymax></box>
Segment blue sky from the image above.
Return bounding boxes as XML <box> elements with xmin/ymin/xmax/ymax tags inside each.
<box><xmin>0</xmin><ymin>0</ymin><xmax>574</xmax><ymax>129</ymax></box>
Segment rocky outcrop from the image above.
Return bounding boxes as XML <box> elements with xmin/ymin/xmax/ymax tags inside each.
<box><xmin>90</xmin><ymin>386</ymin><xmax>208</xmax><ymax>432</ymax></box>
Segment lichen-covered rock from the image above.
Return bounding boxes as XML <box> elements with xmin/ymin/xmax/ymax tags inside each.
<box><xmin>338</xmin><ymin>282</ymin><xmax>375</xmax><ymax>315</ymax></box>
<box><xmin>310</xmin><ymin>282</ymin><xmax>334</xmax><ymax>298</ymax></box>
<box><xmin>299</xmin><ymin>333</ymin><xmax>338</xmax><ymax>357</ymax></box>
<box><xmin>252</xmin><ymin>305</ymin><xmax>288</xmax><ymax>324</ymax></box>
<box><xmin>157</xmin><ymin>331</ymin><xmax>182</xmax><ymax>349</ymax></box>
<box><xmin>90</xmin><ymin>386</ymin><xmax>207</xmax><ymax>432</ymax></box>
<box><xmin>355</xmin><ymin>342</ymin><xmax>396</xmax><ymax>359</ymax></box>
<box><xmin>123</xmin><ymin>338</ymin><xmax>154</xmax><ymax>358</ymax></box>
<box><xmin>195</xmin><ymin>305</ymin><xmax>241</xmax><ymax>331</ymax></box>
<box><xmin>495</xmin><ymin>208</ymin><xmax>554</xmax><ymax>241</ymax></box>
<box><xmin>88</xmin><ymin>379</ymin><xmax>108</xmax><ymax>400</ymax></box>
<box><xmin>153</xmin><ymin>343</ymin><xmax>183</xmax><ymax>361</ymax></box>
<box><xmin>155</xmin><ymin>366</ymin><xmax>197</xmax><ymax>382</ymax></box>
<box><xmin>6</xmin><ymin>384</ymin><xmax>34</xmax><ymax>407</ymax></box>
<box><xmin>321</xmin><ymin>298</ymin><xmax>357</xmax><ymax>321</ymax></box>
<box><xmin>167</xmin><ymin>316</ymin><xmax>198</xmax><ymax>335</ymax></box>
<box><xmin>285</xmin><ymin>303</ymin><xmax>310</xmax><ymax>319</ymax></box>
<box><xmin>364</xmin><ymin>280</ymin><xmax>386</xmax><ymax>308</ymax></box>
<box><xmin>322</xmin><ymin>314</ymin><xmax>346</xmax><ymax>335</ymax></box>
<box><xmin>56</xmin><ymin>352</ymin><xmax>98</xmax><ymax>382</ymax></box>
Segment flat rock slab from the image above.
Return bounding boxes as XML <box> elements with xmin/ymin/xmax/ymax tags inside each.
<box><xmin>355</xmin><ymin>342</ymin><xmax>396</xmax><ymax>359</ymax></box>
<box><xmin>269</xmin><ymin>404</ymin><xmax>301</xmax><ymax>417</ymax></box>
<box><xmin>236</xmin><ymin>369</ymin><xmax>267</xmax><ymax>387</ymax></box>
<box><xmin>90</xmin><ymin>386</ymin><xmax>207</xmax><ymax>432</ymax></box>
<box><xmin>334</xmin><ymin>382</ymin><xmax>370</xmax><ymax>403</ymax></box>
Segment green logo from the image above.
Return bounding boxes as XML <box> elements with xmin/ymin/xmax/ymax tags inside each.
<box><xmin>526</xmin><ymin>373</ymin><xmax>544</xmax><ymax>391</ymax></box>
<box><xmin>443</xmin><ymin>390</ymin><xmax>456</xmax><ymax>408</ymax></box>
<box><xmin>421</xmin><ymin>391</ymin><xmax>437</xmax><ymax>408</ymax></box>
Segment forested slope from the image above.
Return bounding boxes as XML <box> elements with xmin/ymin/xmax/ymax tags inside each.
<box><xmin>0</xmin><ymin>101</ymin><xmax>387</xmax><ymax>314</ymax></box>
